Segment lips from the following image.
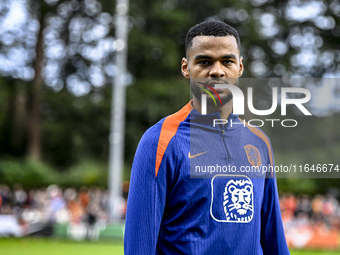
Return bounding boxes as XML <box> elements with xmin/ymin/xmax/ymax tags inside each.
<box><xmin>207</xmin><ymin>82</ymin><xmax>228</xmax><ymax>92</ymax></box>
<box><xmin>197</xmin><ymin>82</ymin><xmax>226</xmax><ymax>93</ymax></box>
<box><xmin>208</xmin><ymin>82</ymin><xmax>226</xmax><ymax>86</ymax></box>
<box><xmin>210</xmin><ymin>85</ymin><xmax>225</xmax><ymax>92</ymax></box>
<box><xmin>207</xmin><ymin>81</ymin><xmax>229</xmax><ymax>89</ymax></box>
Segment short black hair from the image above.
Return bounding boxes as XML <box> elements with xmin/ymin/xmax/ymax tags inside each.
<box><xmin>185</xmin><ymin>20</ymin><xmax>241</xmax><ymax>56</ymax></box>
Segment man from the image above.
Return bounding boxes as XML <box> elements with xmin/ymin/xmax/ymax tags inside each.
<box><xmin>124</xmin><ymin>20</ymin><xmax>290</xmax><ymax>254</ymax></box>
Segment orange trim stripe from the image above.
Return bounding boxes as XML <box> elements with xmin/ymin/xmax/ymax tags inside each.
<box><xmin>239</xmin><ymin>117</ymin><xmax>274</xmax><ymax>177</ymax></box>
<box><xmin>155</xmin><ymin>102</ymin><xmax>192</xmax><ymax>177</ymax></box>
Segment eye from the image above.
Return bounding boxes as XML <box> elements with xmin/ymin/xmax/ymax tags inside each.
<box><xmin>222</xmin><ymin>60</ymin><xmax>234</xmax><ymax>65</ymax></box>
<box><xmin>198</xmin><ymin>60</ymin><xmax>210</xmax><ymax>65</ymax></box>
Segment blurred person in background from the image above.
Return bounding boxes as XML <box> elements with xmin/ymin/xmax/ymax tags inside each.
<box><xmin>47</xmin><ymin>185</ymin><xmax>66</xmax><ymax>223</ymax></box>
<box><xmin>295</xmin><ymin>195</ymin><xmax>312</xmax><ymax>218</ymax></box>
<box><xmin>311</xmin><ymin>195</ymin><xmax>325</xmax><ymax>224</ymax></box>
<box><xmin>79</xmin><ymin>186</ymin><xmax>90</xmax><ymax>209</ymax></box>
<box><xmin>66</xmin><ymin>187</ymin><xmax>86</xmax><ymax>240</ymax></box>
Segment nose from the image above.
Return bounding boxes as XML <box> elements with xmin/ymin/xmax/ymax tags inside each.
<box><xmin>238</xmin><ymin>193</ymin><xmax>245</xmax><ymax>203</ymax></box>
<box><xmin>209</xmin><ymin>62</ymin><xmax>225</xmax><ymax>78</ymax></box>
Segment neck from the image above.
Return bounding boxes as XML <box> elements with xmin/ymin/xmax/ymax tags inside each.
<box><xmin>192</xmin><ymin>97</ymin><xmax>233</xmax><ymax>120</ymax></box>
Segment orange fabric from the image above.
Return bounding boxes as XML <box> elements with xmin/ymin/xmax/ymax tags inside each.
<box><xmin>79</xmin><ymin>191</ymin><xmax>89</xmax><ymax>209</ymax></box>
<box><xmin>155</xmin><ymin>102</ymin><xmax>192</xmax><ymax>177</ymax></box>
<box><xmin>239</xmin><ymin>118</ymin><xmax>274</xmax><ymax>177</ymax></box>
<box><xmin>68</xmin><ymin>201</ymin><xmax>84</xmax><ymax>223</ymax></box>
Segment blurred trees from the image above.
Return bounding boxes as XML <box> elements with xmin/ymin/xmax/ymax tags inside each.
<box><xmin>0</xmin><ymin>0</ymin><xmax>117</xmax><ymax>164</ymax></box>
<box><xmin>0</xmin><ymin>0</ymin><xmax>339</xmax><ymax>192</ymax></box>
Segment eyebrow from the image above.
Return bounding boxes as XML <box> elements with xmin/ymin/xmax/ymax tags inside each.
<box><xmin>194</xmin><ymin>54</ymin><xmax>238</xmax><ymax>61</ymax></box>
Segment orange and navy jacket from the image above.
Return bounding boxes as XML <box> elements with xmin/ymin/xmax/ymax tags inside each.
<box><xmin>124</xmin><ymin>101</ymin><xmax>290</xmax><ymax>255</ymax></box>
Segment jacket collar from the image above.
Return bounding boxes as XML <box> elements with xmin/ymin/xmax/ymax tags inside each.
<box><xmin>187</xmin><ymin>101</ymin><xmax>241</xmax><ymax>132</ymax></box>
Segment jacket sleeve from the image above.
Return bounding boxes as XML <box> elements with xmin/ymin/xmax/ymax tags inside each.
<box><xmin>260</xmin><ymin>160</ymin><xmax>290</xmax><ymax>254</ymax></box>
<box><xmin>124</xmin><ymin>125</ymin><xmax>169</xmax><ymax>255</ymax></box>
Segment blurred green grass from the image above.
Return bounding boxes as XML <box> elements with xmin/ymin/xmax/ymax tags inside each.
<box><xmin>1</xmin><ymin>238</ymin><xmax>340</xmax><ymax>255</ymax></box>
<box><xmin>0</xmin><ymin>238</ymin><xmax>124</xmax><ymax>255</ymax></box>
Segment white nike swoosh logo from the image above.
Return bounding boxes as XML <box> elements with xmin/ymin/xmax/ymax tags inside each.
<box><xmin>188</xmin><ymin>151</ymin><xmax>208</xmax><ymax>159</ymax></box>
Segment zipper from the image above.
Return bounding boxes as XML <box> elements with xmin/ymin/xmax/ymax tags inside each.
<box><xmin>220</xmin><ymin>129</ymin><xmax>231</xmax><ymax>160</ymax></box>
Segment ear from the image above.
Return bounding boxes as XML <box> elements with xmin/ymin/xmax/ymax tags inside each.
<box><xmin>239</xmin><ymin>56</ymin><xmax>244</xmax><ymax>77</ymax></box>
<box><xmin>181</xmin><ymin>57</ymin><xmax>190</xmax><ymax>79</ymax></box>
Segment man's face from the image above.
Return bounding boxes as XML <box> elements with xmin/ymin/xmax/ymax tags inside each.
<box><xmin>181</xmin><ymin>35</ymin><xmax>243</xmax><ymax>106</ymax></box>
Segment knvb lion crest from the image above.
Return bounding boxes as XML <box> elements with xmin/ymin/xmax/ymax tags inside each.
<box><xmin>223</xmin><ymin>179</ymin><xmax>253</xmax><ymax>222</ymax></box>
<box><xmin>244</xmin><ymin>144</ymin><xmax>262</xmax><ymax>167</ymax></box>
